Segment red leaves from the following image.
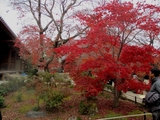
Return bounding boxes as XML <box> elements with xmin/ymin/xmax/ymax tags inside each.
<box><xmin>55</xmin><ymin>1</ymin><xmax>160</xmax><ymax>98</ymax></box>
<box><xmin>15</xmin><ymin>0</ymin><xmax>160</xmax><ymax>98</ymax></box>
<box><xmin>120</xmin><ymin>45</ymin><xmax>156</xmax><ymax>73</ymax></box>
<box><xmin>15</xmin><ymin>25</ymin><xmax>55</xmax><ymax>66</ymax></box>
<box><xmin>73</xmin><ymin>75</ymin><xmax>104</xmax><ymax>98</ymax></box>
<box><xmin>118</xmin><ymin>79</ymin><xmax>150</xmax><ymax>93</ymax></box>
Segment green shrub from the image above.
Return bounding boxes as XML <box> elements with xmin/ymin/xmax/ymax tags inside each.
<box><xmin>6</xmin><ymin>78</ymin><xmax>25</xmax><ymax>92</ymax></box>
<box><xmin>53</xmin><ymin>73</ymin><xmax>66</xmax><ymax>82</ymax></box>
<box><xmin>78</xmin><ymin>100</ymin><xmax>98</xmax><ymax>115</ymax></box>
<box><xmin>0</xmin><ymin>85</ymin><xmax>8</xmax><ymax>96</ymax></box>
<box><xmin>0</xmin><ymin>78</ymin><xmax>25</xmax><ymax>96</ymax></box>
<box><xmin>0</xmin><ymin>95</ymin><xmax>5</xmax><ymax>108</ymax></box>
<box><xmin>23</xmin><ymin>62</ymin><xmax>37</xmax><ymax>76</ymax></box>
<box><xmin>16</xmin><ymin>92</ymin><xmax>22</xmax><ymax>102</ymax></box>
<box><xmin>41</xmin><ymin>90</ymin><xmax>64</xmax><ymax>111</ymax></box>
<box><xmin>77</xmin><ymin>116</ymin><xmax>82</xmax><ymax>120</ymax></box>
<box><xmin>32</xmin><ymin>106</ymin><xmax>39</xmax><ymax>111</ymax></box>
<box><xmin>38</xmin><ymin>72</ymin><xmax>53</xmax><ymax>83</ymax></box>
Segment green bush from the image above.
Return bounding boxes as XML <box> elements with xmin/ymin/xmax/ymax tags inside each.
<box><xmin>6</xmin><ymin>78</ymin><xmax>25</xmax><ymax>92</ymax></box>
<box><xmin>77</xmin><ymin>116</ymin><xmax>82</xmax><ymax>120</ymax></box>
<box><xmin>0</xmin><ymin>95</ymin><xmax>5</xmax><ymax>108</ymax></box>
<box><xmin>78</xmin><ymin>100</ymin><xmax>98</xmax><ymax>115</ymax></box>
<box><xmin>41</xmin><ymin>90</ymin><xmax>64</xmax><ymax>111</ymax></box>
<box><xmin>32</xmin><ymin>106</ymin><xmax>39</xmax><ymax>111</ymax></box>
<box><xmin>0</xmin><ymin>85</ymin><xmax>8</xmax><ymax>96</ymax></box>
<box><xmin>0</xmin><ymin>78</ymin><xmax>25</xmax><ymax>96</ymax></box>
<box><xmin>23</xmin><ymin>62</ymin><xmax>36</xmax><ymax>76</ymax></box>
<box><xmin>38</xmin><ymin>72</ymin><xmax>53</xmax><ymax>83</ymax></box>
<box><xmin>16</xmin><ymin>92</ymin><xmax>22</xmax><ymax>102</ymax></box>
<box><xmin>53</xmin><ymin>73</ymin><xmax>69</xmax><ymax>82</ymax></box>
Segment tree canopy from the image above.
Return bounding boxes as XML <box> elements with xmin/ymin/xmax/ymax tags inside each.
<box><xmin>55</xmin><ymin>0</ymin><xmax>160</xmax><ymax>107</ymax></box>
<box><xmin>12</xmin><ymin>0</ymin><xmax>160</xmax><ymax>107</ymax></box>
<box><xmin>12</xmin><ymin>0</ymin><xmax>94</xmax><ymax>72</ymax></box>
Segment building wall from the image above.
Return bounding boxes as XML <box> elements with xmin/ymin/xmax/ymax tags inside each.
<box><xmin>15</xmin><ymin>59</ymin><xmax>24</xmax><ymax>71</ymax></box>
<box><xmin>0</xmin><ymin>17</ymin><xmax>24</xmax><ymax>72</ymax></box>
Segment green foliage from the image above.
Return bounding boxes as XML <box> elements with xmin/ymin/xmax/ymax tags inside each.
<box><xmin>69</xmin><ymin>84</ymin><xmax>74</xmax><ymax>88</ymax></box>
<box><xmin>0</xmin><ymin>78</ymin><xmax>25</xmax><ymax>96</ymax></box>
<box><xmin>0</xmin><ymin>85</ymin><xmax>8</xmax><ymax>96</ymax></box>
<box><xmin>16</xmin><ymin>92</ymin><xmax>22</xmax><ymax>102</ymax></box>
<box><xmin>78</xmin><ymin>100</ymin><xmax>98</xmax><ymax>115</ymax></box>
<box><xmin>53</xmin><ymin>73</ymin><xmax>65</xmax><ymax>82</ymax></box>
<box><xmin>41</xmin><ymin>89</ymin><xmax>64</xmax><ymax>111</ymax></box>
<box><xmin>38</xmin><ymin>72</ymin><xmax>53</xmax><ymax>83</ymax></box>
<box><xmin>18</xmin><ymin>104</ymin><xmax>33</xmax><ymax>113</ymax></box>
<box><xmin>18</xmin><ymin>88</ymin><xmax>36</xmax><ymax>101</ymax></box>
<box><xmin>24</xmin><ymin>62</ymin><xmax>38</xmax><ymax>77</ymax></box>
<box><xmin>32</xmin><ymin>106</ymin><xmax>39</xmax><ymax>111</ymax></box>
<box><xmin>0</xmin><ymin>95</ymin><xmax>5</xmax><ymax>108</ymax></box>
<box><xmin>77</xmin><ymin>116</ymin><xmax>82</xmax><ymax>120</ymax></box>
<box><xmin>29</xmin><ymin>68</ymin><xmax>38</xmax><ymax>76</ymax></box>
<box><xmin>11</xmin><ymin>86</ymin><xmax>43</xmax><ymax>112</ymax></box>
<box><xmin>53</xmin><ymin>73</ymin><xmax>71</xmax><ymax>82</ymax></box>
<box><xmin>6</xmin><ymin>78</ymin><xmax>25</xmax><ymax>92</ymax></box>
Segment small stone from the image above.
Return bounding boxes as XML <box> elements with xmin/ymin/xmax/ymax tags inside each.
<box><xmin>26</xmin><ymin>111</ymin><xmax>46</xmax><ymax>118</ymax></box>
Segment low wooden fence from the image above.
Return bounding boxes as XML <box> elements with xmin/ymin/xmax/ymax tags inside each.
<box><xmin>97</xmin><ymin>112</ymin><xmax>152</xmax><ymax>120</ymax></box>
<box><xmin>123</xmin><ymin>92</ymin><xmax>145</xmax><ymax>105</ymax></box>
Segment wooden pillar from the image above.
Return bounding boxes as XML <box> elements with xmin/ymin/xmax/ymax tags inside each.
<box><xmin>14</xmin><ymin>51</ymin><xmax>16</xmax><ymax>70</ymax></box>
<box><xmin>7</xmin><ymin>50</ymin><xmax>12</xmax><ymax>70</ymax></box>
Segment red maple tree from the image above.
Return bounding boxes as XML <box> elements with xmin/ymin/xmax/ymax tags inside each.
<box><xmin>12</xmin><ymin>0</ymin><xmax>92</xmax><ymax>72</ymax></box>
<box><xmin>55</xmin><ymin>0</ymin><xmax>160</xmax><ymax>108</ymax></box>
<box><xmin>14</xmin><ymin>25</ymin><xmax>61</xmax><ymax>73</ymax></box>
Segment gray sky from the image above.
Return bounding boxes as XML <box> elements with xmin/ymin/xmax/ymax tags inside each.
<box><xmin>0</xmin><ymin>0</ymin><xmax>159</xmax><ymax>35</ymax></box>
<box><xmin>0</xmin><ymin>0</ymin><xmax>21</xmax><ymax>35</ymax></box>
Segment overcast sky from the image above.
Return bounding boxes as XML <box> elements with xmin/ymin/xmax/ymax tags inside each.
<box><xmin>0</xmin><ymin>0</ymin><xmax>21</xmax><ymax>35</ymax></box>
<box><xmin>0</xmin><ymin>0</ymin><xmax>159</xmax><ymax>35</ymax></box>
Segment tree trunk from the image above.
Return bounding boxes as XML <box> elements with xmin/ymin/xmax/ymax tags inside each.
<box><xmin>112</xmin><ymin>81</ymin><xmax>121</xmax><ymax>108</ymax></box>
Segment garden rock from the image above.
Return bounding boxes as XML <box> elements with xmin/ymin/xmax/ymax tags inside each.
<box><xmin>68</xmin><ymin>116</ymin><xmax>77</xmax><ymax>120</ymax></box>
<box><xmin>26</xmin><ymin>111</ymin><xmax>46</xmax><ymax>118</ymax></box>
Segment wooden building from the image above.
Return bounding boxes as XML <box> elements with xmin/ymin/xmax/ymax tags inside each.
<box><xmin>0</xmin><ymin>17</ymin><xmax>24</xmax><ymax>79</ymax></box>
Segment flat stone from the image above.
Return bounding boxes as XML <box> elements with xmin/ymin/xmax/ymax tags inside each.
<box><xmin>68</xmin><ymin>116</ymin><xmax>77</xmax><ymax>120</ymax></box>
<box><xmin>26</xmin><ymin>111</ymin><xmax>46</xmax><ymax>118</ymax></box>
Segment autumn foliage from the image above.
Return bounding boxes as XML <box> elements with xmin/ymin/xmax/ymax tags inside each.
<box><xmin>55</xmin><ymin>0</ymin><xmax>160</xmax><ymax>103</ymax></box>
<box><xmin>14</xmin><ymin>0</ymin><xmax>160</xmax><ymax>107</ymax></box>
<box><xmin>14</xmin><ymin>25</ymin><xmax>61</xmax><ymax>72</ymax></box>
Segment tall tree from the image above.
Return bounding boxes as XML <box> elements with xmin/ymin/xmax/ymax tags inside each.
<box><xmin>11</xmin><ymin>0</ymin><xmax>92</xmax><ymax>72</ymax></box>
<box><xmin>134</xmin><ymin>3</ymin><xmax>160</xmax><ymax>46</ymax></box>
<box><xmin>55</xmin><ymin>0</ymin><xmax>160</xmax><ymax>108</ymax></box>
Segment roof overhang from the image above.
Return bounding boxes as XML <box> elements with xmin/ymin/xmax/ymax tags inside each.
<box><xmin>0</xmin><ymin>16</ymin><xmax>17</xmax><ymax>41</ymax></box>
